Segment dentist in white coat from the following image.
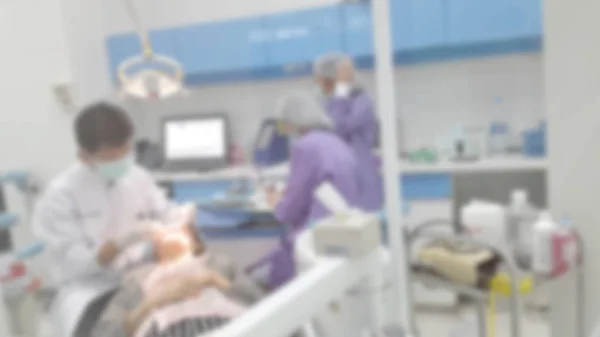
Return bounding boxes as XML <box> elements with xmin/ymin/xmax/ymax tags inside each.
<box><xmin>33</xmin><ymin>102</ymin><xmax>181</xmax><ymax>337</ymax></box>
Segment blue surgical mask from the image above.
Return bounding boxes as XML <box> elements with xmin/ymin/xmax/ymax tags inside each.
<box><xmin>96</xmin><ymin>156</ymin><xmax>132</xmax><ymax>181</ymax></box>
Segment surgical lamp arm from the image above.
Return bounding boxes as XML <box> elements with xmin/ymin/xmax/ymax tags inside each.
<box><xmin>123</xmin><ymin>0</ymin><xmax>152</xmax><ymax>58</ymax></box>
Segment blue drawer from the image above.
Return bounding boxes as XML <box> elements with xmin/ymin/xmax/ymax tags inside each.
<box><xmin>172</xmin><ymin>180</ymin><xmax>236</xmax><ymax>203</ymax></box>
<box><xmin>341</xmin><ymin>2</ymin><xmax>375</xmax><ymax>62</ymax></box>
<box><xmin>401</xmin><ymin>173</ymin><xmax>452</xmax><ymax>200</ymax></box>
<box><xmin>264</xmin><ymin>5</ymin><xmax>344</xmax><ymax>74</ymax></box>
<box><xmin>105</xmin><ymin>29</ymin><xmax>179</xmax><ymax>82</ymax></box>
<box><xmin>174</xmin><ymin>17</ymin><xmax>269</xmax><ymax>78</ymax></box>
<box><xmin>446</xmin><ymin>0</ymin><xmax>542</xmax><ymax>44</ymax></box>
<box><xmin>391</xmin><ymin>0</ymin><xmax>445</xmax><ymax>51</ymax></box>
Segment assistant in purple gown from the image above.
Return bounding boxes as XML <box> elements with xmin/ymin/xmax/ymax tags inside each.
<box><xmin>315</xmin><ymin>53</ymin><xmax>383</xmax><ymax>211</ymax></box>
<box><xmin>267</xmin><ymin>91</ymin><xmax>362</xmax><ymax>289</ymax></box>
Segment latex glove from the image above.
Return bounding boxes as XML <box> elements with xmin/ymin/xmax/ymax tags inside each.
<box><xmin>265</xmin><ymin>185</ymin><xmax>281</xmax><ymax>209</ymax></box>
<box><xmin>97</xmin><ymin>240</ymin><xmax>121</xmax><ymax>267</ymax></box>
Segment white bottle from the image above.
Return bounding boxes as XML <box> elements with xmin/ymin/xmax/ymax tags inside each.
<box><xmin>507</xmin><ymin>190</ymin><xmax>538</xmax><ymax>246</ymax></box>
<box><xmin>532</xmin><ymin>211</ymin><xmax>555</xmax><ymax>274</ymax></box>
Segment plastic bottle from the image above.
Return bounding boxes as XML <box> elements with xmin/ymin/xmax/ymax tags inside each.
<box><xmin>532</xmin><ymin>211</ymin><xmax>555</xmax><ymax>274</ymax></box>
<box><xmin>489</xmin><ymin>122</ymin><xmax>509</xmax><ymax>156</ymax></box>
<box><xmin>506</xmin><ymin>190</ymin><xmax>538</xmax><ymax>246</ymax></box>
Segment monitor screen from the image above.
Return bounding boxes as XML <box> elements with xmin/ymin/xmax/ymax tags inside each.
<box><xmin>164</xmin><ymin>117</ymin><xmax>227</xmax><ymax>161</ymax></box>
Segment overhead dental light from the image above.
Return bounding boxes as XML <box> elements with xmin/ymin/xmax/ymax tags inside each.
<box><xmin>118</xmin><ymin>0</ymin><xmax>185</xmax><ymax>100</ymax></box>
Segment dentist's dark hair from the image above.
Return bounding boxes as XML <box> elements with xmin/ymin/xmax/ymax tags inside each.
<box><xmin>74</xmin><ymin>101</ymin><xmax>134</xmax><ymax>153</ymax></box>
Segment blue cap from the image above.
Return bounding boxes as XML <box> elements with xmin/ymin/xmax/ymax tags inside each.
<box><xmin>559</xmin><ymin>216</ymin><xmax>572</xmax><ymax>229</ymax></box>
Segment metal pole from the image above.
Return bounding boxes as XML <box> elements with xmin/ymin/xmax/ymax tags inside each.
<box><xmin>370</xmin><ymin>0</ymin><xmax>415</xmax><ymax>335</ymax></box>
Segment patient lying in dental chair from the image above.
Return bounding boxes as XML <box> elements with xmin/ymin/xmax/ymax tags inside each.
<box><xmin>90</xmin><ymin>217</ymin><xmax>265</xmax><ymax>337</ymax></box>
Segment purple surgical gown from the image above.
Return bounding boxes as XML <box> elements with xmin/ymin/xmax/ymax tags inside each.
<box><xmin>268</xmin><ymin>130</ymin><xmax>362</xmax><ymax>288</ymax></box>
<box><xmin>326</xmin><ymin>89</ymin><xmax>383</xmax><ymax>211</ymax></box>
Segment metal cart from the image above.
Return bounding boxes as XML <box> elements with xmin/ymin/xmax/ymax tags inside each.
<box><xmin>407</xmin><ymin>220</ymin><xmax>585</xmax><ymax>337</ymax></box>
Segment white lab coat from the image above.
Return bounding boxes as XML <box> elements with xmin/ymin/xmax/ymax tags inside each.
<box><xmin>33</xmin><ymin>162</ymin><xmax>176</xmax><ymax>337</ymax></box>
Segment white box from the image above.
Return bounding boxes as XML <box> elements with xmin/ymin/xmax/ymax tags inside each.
<box><xmin>314</xmin><ymin>212</ymin><xmax>381</xmax><ymax>258</ymax></box>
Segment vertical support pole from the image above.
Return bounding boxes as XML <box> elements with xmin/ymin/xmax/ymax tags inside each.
<box><xmin>370</xmin><ymin>0</ymin><xmax>415</xmax><ymax>335</ymax></box>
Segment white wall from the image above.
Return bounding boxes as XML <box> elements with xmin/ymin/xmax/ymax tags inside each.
<box><xmin>104</xmin><ymin>0</ymin><xmax>545</xmax><ymax>152</ymax></box>
<box><xmin>63</xmin><ymin>0</ymin><xmax>113</xmax><ymax>105</ymax></box>
<box><xmin>0</xmin><ymin>0</ymin><xmax>544</xmax><ymax>177</ymax></box>
<box><xmin>0</xmin><ymin>0</ymin><xmax>74</xmax><ymax>179</ymax></box>
<box><xmin>0</xmin><ymin>0</ymin><xmax>75</xmax><ymax>274</ymax></box>
<box><xmin>130</xmin><ymin>54</ymin><xmax>544</xmax><ymax>154</ymax></box>
<box><xmin>0</xmin><ymin>0</ymin><xmax>544</xmax><ymax>218</ymax></box>
<box><xmin>545</xmin><ymin>0</ymin><xmax>600</xmax><ymax>336</ymax></box>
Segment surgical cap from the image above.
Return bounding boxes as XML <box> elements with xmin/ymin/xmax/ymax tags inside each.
<box><xmin>278</xmin><ymin>91</ymin><xmax>333</xmax><ymax>130</ymax></box>
<box><xmin>313</xmin><ymin>52</ymin><xmax>348</xmax><ymax>80</ymax></box>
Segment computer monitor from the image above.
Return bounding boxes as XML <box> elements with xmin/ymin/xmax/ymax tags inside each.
<box><xmin>161</xmin><ymin>114</ymin><xmax>230</xmax><ymax>172</ymax></box>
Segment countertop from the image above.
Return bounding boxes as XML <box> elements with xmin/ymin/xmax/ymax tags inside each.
<box><xmin>153</xmin><ymin>156</ymin><xmax>548</xmax><ymax>182</ymax></box>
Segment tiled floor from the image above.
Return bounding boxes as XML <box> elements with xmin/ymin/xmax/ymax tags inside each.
<box><xmin>416</xmin><ymin>308</ymin><xmax>549</xmax><ymax>337</ymax></box>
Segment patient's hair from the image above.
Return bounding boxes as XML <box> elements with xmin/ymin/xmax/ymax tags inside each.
<box><xmin>75</xmin><ymin>101</ymin><xmax>134</xmax><ymax>153</ymax></box>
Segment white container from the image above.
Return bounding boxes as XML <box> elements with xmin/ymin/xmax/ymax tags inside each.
<box><xmin>507</xmin><ymin>189</ymin><xmax>538</xmax><ymax>246</ymax></box>
<box><xmin>532</xmin><ymin>211</ymin><xmax>555</xmax><ymax>274</ymax></box>
<box><xmin>462</xmin><ymin>200</ymin><xmax>507</xmax><ymax>251</ymax></box>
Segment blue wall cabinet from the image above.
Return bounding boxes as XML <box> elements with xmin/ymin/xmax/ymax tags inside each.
<box><xmin>446</xmin><ymin>0</ymin><xmax>543</xmax><ymax>44</ymax></box>
<box><xmin>264</xmin><ymin>6</ymin><xmax>343</xmax><ymax>76</ymax></box>
<box><xmin>391</xmin><ymin>0</ymin><xmax>445</xmax><ymax>51</ymax></box>
<box><xmin>341</xmin><ymin>2</ymin><xmax>375</xmax><ymax>64</ymax></box>
<box><xmin>174</xmin><ymin>18</ymin><xmax>269</xmax><ymax>84</ymax></box>
<box><xmin>105</xmin><ymin>0</ymin><xmax>543</xmax><ymax>86</ymax></box>
<box><xmin>105</xmin><ymin>30</ymin><xmax>178</xmax><ymax>82</ymax></box>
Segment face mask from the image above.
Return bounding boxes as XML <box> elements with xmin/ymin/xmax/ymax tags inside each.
<box><xmin>96</xmin><ymin>156</ymin><xmax>132</xmax><ymax>182</ymax></box>
<box><xmin>334</xmin><ymin>82</ymin><xmax>352</xmax><ymax>98</ymax></box>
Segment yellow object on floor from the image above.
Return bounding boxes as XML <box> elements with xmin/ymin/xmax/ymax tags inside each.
<box><xmin>489</xmin><ymin>273</ymin><xmax>533</xmax><ymax>296</ymax></box>
<box><xmin>487</xmin><ymin>273</ymin><xmax>534</xmax><ymax>337</ymax></box>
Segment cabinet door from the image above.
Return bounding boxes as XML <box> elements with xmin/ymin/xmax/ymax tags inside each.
<box><xmin>174</xmin><ymin>17</ymin><xmax>268</xmax><ymax>79</ymax></box>
<box><xmin>105</xmin><ymin>30</ymin><xmax>178</xmax><ymax>82</ymax></box>
<box><xmin>264</xmin><ymin>6</ymin><xmax>343</xmax><ymax>76</ymax></box>
<box><xmin>391</xmin><ymin>0</ymin><xmax>445</xmax><ymax>51</ymax></box>
<box><xmin>401</xmin><ymin>173</ymin><xmax>452</xmax><ymax>200</ymax></box>
<box><xmin>341</xmin><ymin>2</ymin><xmax>375</xmax><ymax>62</ymax></box>
<box><xmin>446</xmin><ymin>0</ymin><xmax>543</xmax><ymax>44</ymax></box>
